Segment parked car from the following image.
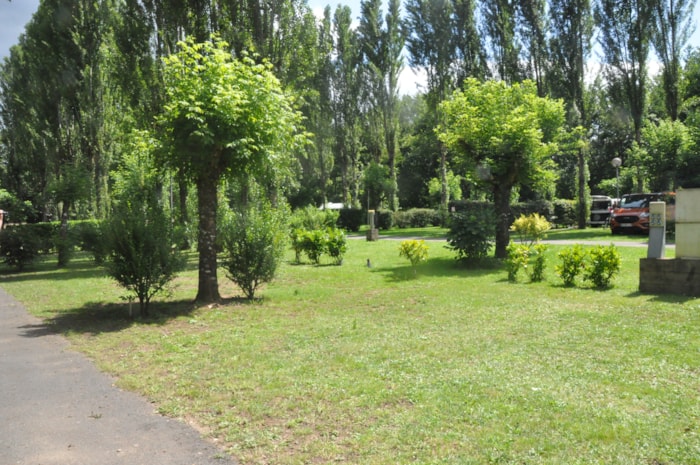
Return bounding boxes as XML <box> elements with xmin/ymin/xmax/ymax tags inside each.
<box><xmin>589</xmin><ymin>195</ymin><xmax>613</xmax><ymax>227</ymax></box>
<box><xmin>610</xmin><ymin>192</ymin><xmax>675</xmax><ymax>234</ymax></box>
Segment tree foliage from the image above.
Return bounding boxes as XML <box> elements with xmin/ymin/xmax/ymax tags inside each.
<box><xmin>155</xmin><ymin>37</ymin><xmax>304</xmax><ymax>303</ymax></box>
<box><xmin>438</xmin><ymin>79</ymin><xmax>564</xmax><ymax>258</ymax></box>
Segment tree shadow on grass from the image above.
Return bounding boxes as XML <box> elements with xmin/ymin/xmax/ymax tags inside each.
<box><xmin>17</xmin><ymin>298</ymin><xmax>207</xmax><ymax>338</ymax></box>
<box><xmin>0</xmin><ymin>258</ymin><xmax>107</xmax><ymax>283</ymax></box>
<box><xmin>0</xmin><ymin>251</ymin><xmax>199</xmax><ymax>284</ymax></box>
<box><xmin>625</xmin><ymin>290</ymin><xmax>699</xmax><ymax>303</ymax></box>
<box><xmin>374</xmin><ymin>256</ymin><xmax>504</xmax><ymax>283</ymax></box>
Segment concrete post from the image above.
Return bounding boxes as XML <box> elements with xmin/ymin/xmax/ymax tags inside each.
<box><xmin>647</xmin><ymin>201</ymin><xmax>665</xmax><ymax>259</ymax></box>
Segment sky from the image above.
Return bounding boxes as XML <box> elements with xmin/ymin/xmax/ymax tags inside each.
<box><xmin>1</xmin><ymin>0</ymin><xmax>700</xmax><ymax>95</ymax></box>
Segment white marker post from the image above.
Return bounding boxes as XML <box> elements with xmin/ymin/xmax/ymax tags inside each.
<box><xmin>647</xmin><ymin>201</ymin><xmax>666</xmax><ymax>259</ymax></box>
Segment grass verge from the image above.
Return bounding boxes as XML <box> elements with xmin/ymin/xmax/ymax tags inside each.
<box><xmin>1</xmin><ymin>239</ymin><xmax>698</xmax><ymax>464</ymax></box>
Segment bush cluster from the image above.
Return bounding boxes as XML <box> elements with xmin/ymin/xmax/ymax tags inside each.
<box><xmin>451</xmin><ymin>198</ymin><xmax>576</xmax><ymax>229</ymax></box>
<box><xmin>0</xmin><ymin>226</ymin><xmax>41</xmax><ymax>270</ymax></box>
<box><xmin>552</xmin><ymin>199</ymin><xmax>577</xmax><ymax>227</ymax></box>
<box><xmin>555</xmin><ymin>243</ymin><xmax>621</xmax><ymax>288</ymax></box>
<box><xmin>505</xmin><ymin>242</ymin><xmax>548</xmax><ymax>283</ymax></box>
<box><xmin>291</xmin><ymin>226</ymin><xmax>347</xmax><ymax>265</ymax></box>
<box><xmin>446</xmin><ymin>205</ymin><xmax>496</xmax><ymax>261</ymax></box>
<box><xmin>290</xmin><ymin>205</ymin><xmax>338</xmax><ymax>232</ymax></box>
<box><xmin>102</xmin><ymin>201</ymin><xmax>185</xmax><ymax>317</ymax></box>
<box><xmin>376</xmin><ymin>209</ymin><xmax>394</xmax><ymax>230</ymax></box>
<box><xmin>398</xmin><ymin>239</ymin><xmax>429</xmax><ymax>267</ymax></box>
<box><xmin>337</xmin><ymin>208</ymin><xmax>364</xmax><ymax>232</ymax></box>
<box><xmin>393</xmin><ymin>208</ymin><xmax>441</xmax><ymax>228</ymax></box>
<box><xmin>221</xmin><ymin>205</ymin><xmax>288</xmax><ymax>299</ymax></box>
<box><xmin>0</xmin><ymin>219</ymin><xmax>111</xmax><ymax>270</ymax></box>
<box><xmin>510</xmin><ymin>213</ymin><xmax>552</xmax><ymax>245</ymax></box>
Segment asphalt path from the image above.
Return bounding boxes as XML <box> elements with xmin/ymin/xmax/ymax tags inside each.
<box><xmin>0</xmin><ymin>286</ymin><xmax>235</xmax><ymax>465</ymax></box>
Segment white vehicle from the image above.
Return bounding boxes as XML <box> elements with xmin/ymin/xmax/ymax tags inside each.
<box><xmin>589</xmin><ymin>195</ymin><xmax>613</xmax><ymax>227</ymax></box>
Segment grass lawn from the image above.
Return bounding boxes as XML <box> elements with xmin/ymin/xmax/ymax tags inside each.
<box><xmin>370</xmin><ymin>224</ymin><xmax>663</xmax><ymax>245</ymax></box>
<box><xmin>1</xmin><ymin>233</ymin><xmax>698</xmax><ymax>464</ymax></box>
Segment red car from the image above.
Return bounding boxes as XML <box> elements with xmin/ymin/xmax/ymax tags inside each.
<box><xmin>609</xmin><ymin>192</ymin><xmax>675</xmax><ymax>234</ymax></box>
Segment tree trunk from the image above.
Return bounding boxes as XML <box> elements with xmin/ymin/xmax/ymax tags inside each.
<box><xmin>577</xmin><ymin>148</ymin><xmax>587</xmax><ymax>229</ymax></box>
<box><xmin>195</xmin><ymin>177</ymin><xmax>221</xmax><ymax>303</ymax></box>
<box><xmin>178</xmin><ymin>180</ymin><xmax>190</xmax><ymax>249</ymax></box>
<box><xmin>493</xmin><ymin>183</ymin><xmax>512</xmax><ymax>259</ymax></box>
<box><xmin>439</xmin><ymin>144</ymin><xmax>448</xmax><ymax>210</ymax></box>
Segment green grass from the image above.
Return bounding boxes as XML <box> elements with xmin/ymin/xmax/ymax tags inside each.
<box><xmin>1</xmin><ymin>238</ymin><xmax>698</xmax><ymax>464</ymax></box>
<box><xmin>366</xmin><ymin>225</ymin><xmax>661</xmax><ymax>245</ymax></box>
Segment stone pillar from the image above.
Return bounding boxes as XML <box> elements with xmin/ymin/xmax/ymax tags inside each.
<box><xmin>647</xmin><ymin>201</ymin><xmax>665</xmax><ymax>259</ymax></box>
<box><xmin>366</xmin><ymin>210</ymin><xmax>379</xmax><ymax>241</ymax></box>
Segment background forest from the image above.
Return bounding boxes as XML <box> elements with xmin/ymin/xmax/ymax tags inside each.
<box><xmin>1</xmin><ymin>0</ymin><xmax>700</xmax><ymax>228</ymax></box>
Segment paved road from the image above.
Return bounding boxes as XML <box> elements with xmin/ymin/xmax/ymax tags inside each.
<box><xmin>0</xmin><ymin>286</ymin><xmax>235</xmax><ymax>465</ymax></box>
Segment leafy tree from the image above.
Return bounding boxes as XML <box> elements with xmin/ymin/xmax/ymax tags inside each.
<box><xmin>0</xmin><ymin>0</ymin><xmax>116</xmax><ymax>267</ymax></box>
<box><xmin>438</xmin><ymin>79</ymin><xmax>564</xmax><ymax>259</ymax></box>
<box><xmin>358</xmin><ymin>0</ymin><xmax>405</xmax><ymax>211</ymax></box>
<box><xmin>405</xmin><ymin>0</ymin><xmax>457</xmax><ymax>211</ymax></box>
<box><xmin>363</xmin><ymin>161</ymin><xmax>394</xmax><ymax>210</ymax></box>
<box><xmin>517</xmin><ymin>0</ymin><xmax>550</xmax><ymax>94</ymax></box>
<box><xmin>548</xmin><ymin>0</ymin><xmax>593</xmax><ymax>123</ymax></box>
<box><xmin>595</xmin><ymin>0</ymin><xmax>654</xmax><ymax>154</ymax></box>
<box><xmin>155</xmin><ymin>37</ymin><xmax>304</xmax><ymax>303</ymax></box>
<box><xmin>651</xmin><ymin>0</ymin><xmax>697</xmax><ymax>121</ymax></box>
<box><xmin>641</xmin><ymin>118</ymin><xmax>691</xmax><ymax>191</ymax></box>
<box><xmin>452</xmin><ymin>0</ymin><xmax>488</xmax><ymax>85</ymax></box>
<box><xmin>481</xmin><ymin>0</ymin><xmax>522</xmax><ymax>84</ymax></box>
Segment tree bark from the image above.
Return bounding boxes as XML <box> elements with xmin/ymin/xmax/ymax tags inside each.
<box><xmin>195</xmin><ymin>177</ymin><xmax>221</xmax><ymax>303</ymax></box>
<box><xmin>493</xmin><ymin>183</ymin><xmax>512</xmax><ymax>259</ymax></box>
<box><xmin>577</xmin><ymin>148</ymin><xmax>587</xmax><ymax>229</ymax></box>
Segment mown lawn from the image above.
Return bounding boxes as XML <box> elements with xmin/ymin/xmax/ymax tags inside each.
<box><xmin>1</xmin><ymin>234</ymin><xmax>698</xmax><ymax>465</ymax></box>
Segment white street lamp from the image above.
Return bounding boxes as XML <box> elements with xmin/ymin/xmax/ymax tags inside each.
<box><xmin>611</xmin><ymin>157</ymin><xmax>622</xmax><ymax>199</ymax></box>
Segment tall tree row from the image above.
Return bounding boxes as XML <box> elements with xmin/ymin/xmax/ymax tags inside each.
<box><xmin>1</xmin><ymin>0</ymin><xmax>699</xmax><ymax>243</ymax></box>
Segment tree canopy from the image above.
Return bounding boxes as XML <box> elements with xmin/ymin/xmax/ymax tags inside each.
<box><xmin>438</xmin><ymin>78</ymin><xmax>565</xmax><ymax>258</ymax></box>
<box><xmin>156</xmin><ymin>37</ymin><xmax>304</xmax><ymax>303</ymax></box>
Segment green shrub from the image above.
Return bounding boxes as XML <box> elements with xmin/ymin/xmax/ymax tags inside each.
<box><xmin>399</xmin><ymin>239</ymin><xmax>429</xmax><ymax>267</ymax></box>
<box><xmin>0</xmin><ymin>189</ymin><xmax>36</xmax><ymax>223</ymax></box>
<box><xmin>300</xmin><ymin>229</ymin><xmax>327</xmax><ymax>264</ymax></box>
<box><xmin>556</xmin><ymin>244</ymin><xmax>587</xmax><ymax>286</ymax></box>
<box><xmin>0</xmin><ymin>226</ymin><xmax>41</xmax><ymax>271</ymax></box>
<box><xmin>505</xmin><ymin>241</ymin><xmax>530</xmax><ymax>282</ymax></box>
<box><xmin>376</xmin><ymin>209</ymin><xmax>394</xmax><ymax>230</ymax></box>
<box><xmin>290</xmin><ymin>205</ymin><xmax>338</xmax><ymax>231</ymax></box>
<box><xmin>325</xmin><ymin>227</ymin><xmax>347</xmax><ymax>265</ymax></box>
<box><xmin>584</xmin><ymin>244</ymin><xmax>621</xmax><ymax>288</ymax></box>
<box><xmin>221</xmin><ymin>205</ymin><xmax>288</xmax><ymax>299</ymax></box>
<box><xmin>102</xmin><ymin>200</ymin><xmax>185</xmax><ymax>317</ymax></box>
<box><xmin>337</xmin><ymin>208</ymin><xmax>364</xmax><ymax>232</ymax></box>
<box><xmin>505</xmin><ymin>242</ymin><xmax>549</xmax><ymax>283</ymax></box>
<box><xmin>511</xmin><ymin>199</ymin><xmax>554</xmax><ymax>224</ymax></box>
<box><xmin>510</xmin><ymin>213</ymin><xmax>552</xmax><ymax>245</ymax></box>
<box><xmin>552</xmin><ymin>199</ymin><xmax>577</xmax><ymax>227</ymax></box>
<box><xmin>394</xmin><ymin>208</ymin><xmax>440</xmax><ymax>228</ymax></box>
<box><xmin>530</xmin><ymin>243</ymin><xmax>548</xmax><ymax>282</ymax></box>
<box><xmin>290</xmin><ymin>228</ymin><xmax>306</xmax><ymax>264</ymax></box>
<box><xmin>393</xmin><ymin>210</ymin><xmax>412</xmax><ymax>229</ymax></box>
<box><xmin>446</xmin><ymin>207</ymin><xmax>496</xmax><ymax>262</ymax></box>
<box><xmin>24</xmin><ymin>222</ymin><xmax>58</xmax><ymax>254</ymax></box>
<box><xmin>73</xmin><ymin>220</ymin><xmax>106</xmax><ymax>263</ymax></box>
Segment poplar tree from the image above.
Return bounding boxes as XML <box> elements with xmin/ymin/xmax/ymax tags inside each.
<box><xmin>651</xmin><ymin>0</ymin><xmax>697</xmax><ymax>120</ymax></box>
